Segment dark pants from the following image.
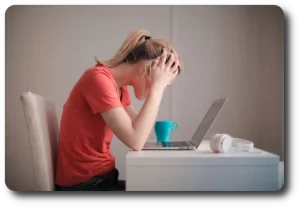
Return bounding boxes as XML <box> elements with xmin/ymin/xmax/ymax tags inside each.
<box><xmin>56</xmin><ymin>169</ymin><xmax>125</xmax><ymax>191</ymax></box>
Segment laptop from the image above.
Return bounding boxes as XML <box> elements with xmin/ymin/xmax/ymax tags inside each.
<box><xmin>142</xmin><ymin>98</ymin><xmax>227</xmax><ymax>150</ymax></box>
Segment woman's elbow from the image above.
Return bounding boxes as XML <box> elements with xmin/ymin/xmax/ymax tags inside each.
<box><xmin>118</xmin><ymin>133</ymin><xmax>146</xmax><ymax>151</ymax></box>
<box><xmin>129</xmin><ymin>143</ymin><xmax>143</xmax><ymax>151</ymax></box>
<box><xmin>128</xmin><ymin>140</ymin><xmax>145</xmax><ymax>151</ymax></box>
<box><xmin>131</xmin><ymin>147</ymin><xmax>142</xmax><ymax>151</ymax></box>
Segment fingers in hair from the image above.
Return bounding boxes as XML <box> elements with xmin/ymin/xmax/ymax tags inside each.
<box><xmin>158</xmin><ymin>48</ymin><xmax>167</xmax><ymax>68</ymax></box>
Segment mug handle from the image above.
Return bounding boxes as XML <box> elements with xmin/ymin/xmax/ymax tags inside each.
<box><xmin>172</xmin><ymin>122</ymin><xmax>179</xmax><ymax>130</ymax></box>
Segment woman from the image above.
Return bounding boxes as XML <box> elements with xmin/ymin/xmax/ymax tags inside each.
<box><xmin>55</xmin><ymin>29</ymin><xmax>183</xmax><ymax>191</ymax></box>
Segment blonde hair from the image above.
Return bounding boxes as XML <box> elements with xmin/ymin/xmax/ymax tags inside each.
<box><xmin>95</xmin><ymin>29</ymin><xmax>183</xmax><ymax>75</ymax></box>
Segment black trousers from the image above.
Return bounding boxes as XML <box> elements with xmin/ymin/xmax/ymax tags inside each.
<box><xmin>56</xmin><ymin>169</ymin><xmax>125</xmax><ymax>191</ymax></box>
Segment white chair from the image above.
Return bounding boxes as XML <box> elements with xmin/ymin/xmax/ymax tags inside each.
<box><xmin>20</xmin><ymin>91</ymin><xmax>59</xmax><ymax>191</ymax></box>
<box><xmin>278</xmin><ymin>161</ymin><xmax>284</xmax><ymax>190</ymax></box>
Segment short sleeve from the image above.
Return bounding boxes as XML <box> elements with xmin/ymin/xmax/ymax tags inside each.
<box><xmin>81</xmin><ymin>68</ymin><xmax>122</xmax><ymax>114</ymax></box>
<box><xmin>121</xmin><ymin>86</ymin><xmax>132</xmax><ymax>107</ymax></box>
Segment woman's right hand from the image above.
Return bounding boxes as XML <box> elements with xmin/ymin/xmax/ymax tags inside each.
<box><xmin>150</xmin><ymin>48</ymin><xmax>179</xmax><ymax>90</ymax></box>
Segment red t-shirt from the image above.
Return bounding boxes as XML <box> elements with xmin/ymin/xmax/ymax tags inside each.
<box><xmin>55</xmin><ymin>64</ymin><xmax>131</xmax><ymax>186</ymax></box>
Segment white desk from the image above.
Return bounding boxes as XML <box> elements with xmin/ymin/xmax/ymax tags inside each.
<box><xmin>126</xmin><ymin>140</ymin><xmax>280</xmax><ymax>191</ymax></box>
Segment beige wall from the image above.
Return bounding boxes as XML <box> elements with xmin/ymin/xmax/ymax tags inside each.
<box><xmin>5</xmin><ymin>5</ymin><xmax>284</xmax><ymax>191</ymax></box>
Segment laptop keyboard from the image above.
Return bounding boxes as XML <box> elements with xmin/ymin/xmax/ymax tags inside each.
<box><xmin>162</xmin><ymin>141</ymin><xmax>190</xmax><ymax>147</ymax></box>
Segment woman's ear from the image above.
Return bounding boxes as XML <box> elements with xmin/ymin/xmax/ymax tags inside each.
<box><xmin>137</xmin><ymin>61</ymin><xmax>150</xmax><ymax>74</ymax></box>
<box><xmin>141</xmin><ymin>63</ymin><xmax>153</xmax><ymax>84</ymax></box>
<box><xmin>139</xmin><ymin>61</ymin><xmax>151</xmax><ymax>76</ymax></box>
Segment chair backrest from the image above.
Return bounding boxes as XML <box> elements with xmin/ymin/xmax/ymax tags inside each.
<box><xmin>20</xmin><ymin>92</ymin><xmax>59</xmax><ymax>191</ymax></box>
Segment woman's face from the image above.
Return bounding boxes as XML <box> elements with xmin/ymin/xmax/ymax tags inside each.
<box><xmin>132</xmin><ymin>71</ymin><xmax>151</xmax><ymax>100</ymax></box>
<box><xmin>131</xmin><ymin>60</ymin><xmax>179</xmax><ymax>100</ymax></box>
<box><xmin>131</xmin><ymin>62</ymin><xmax>152</xmax><ymax>100</ymax></box>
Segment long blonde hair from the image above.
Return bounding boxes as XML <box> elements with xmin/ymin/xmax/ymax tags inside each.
<box><xmin>95</xmin><ymin>29</ymin><xmax>183</xmax><ymax>75</ymax></box>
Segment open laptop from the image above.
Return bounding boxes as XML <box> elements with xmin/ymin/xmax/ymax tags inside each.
<box><xmin>142</xmin><ymin>98</ymin><xmax>227</xmax><ymax>150</ymax></box>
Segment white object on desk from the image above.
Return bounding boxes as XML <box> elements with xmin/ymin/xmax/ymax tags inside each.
<box><xmin>126</xmin><ymin>140</ymin><xmax>280</xmax><ymax>191</ymax></box>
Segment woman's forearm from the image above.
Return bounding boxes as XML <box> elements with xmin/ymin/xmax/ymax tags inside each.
<box><xmin>132</xmin><ymin>85</ymin><xmax>164</xmax><ymax>149</ymax></box>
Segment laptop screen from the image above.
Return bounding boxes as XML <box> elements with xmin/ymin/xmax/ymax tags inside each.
<box><xmin>190</xmin><ymin>98</ymin><xmax>227</xmax><ymax>147</ymax></box>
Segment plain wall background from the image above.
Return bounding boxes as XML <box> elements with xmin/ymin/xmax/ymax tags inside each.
<box><xmin>5</xmin><ymin>5</ymin><xmax>284</xmax><ymax>191</ymax></box>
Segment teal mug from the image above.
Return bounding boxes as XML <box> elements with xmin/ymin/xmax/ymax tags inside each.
<box><xmin>154</xmin><ymin>120</ymin><xmax>179</xmax><ymax>142</ymax></box>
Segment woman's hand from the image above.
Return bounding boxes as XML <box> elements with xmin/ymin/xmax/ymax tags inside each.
<box><xmin>150</xmin><ymin>48</ymin><xmax>179</xmax><ymax>90</ymax></box>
